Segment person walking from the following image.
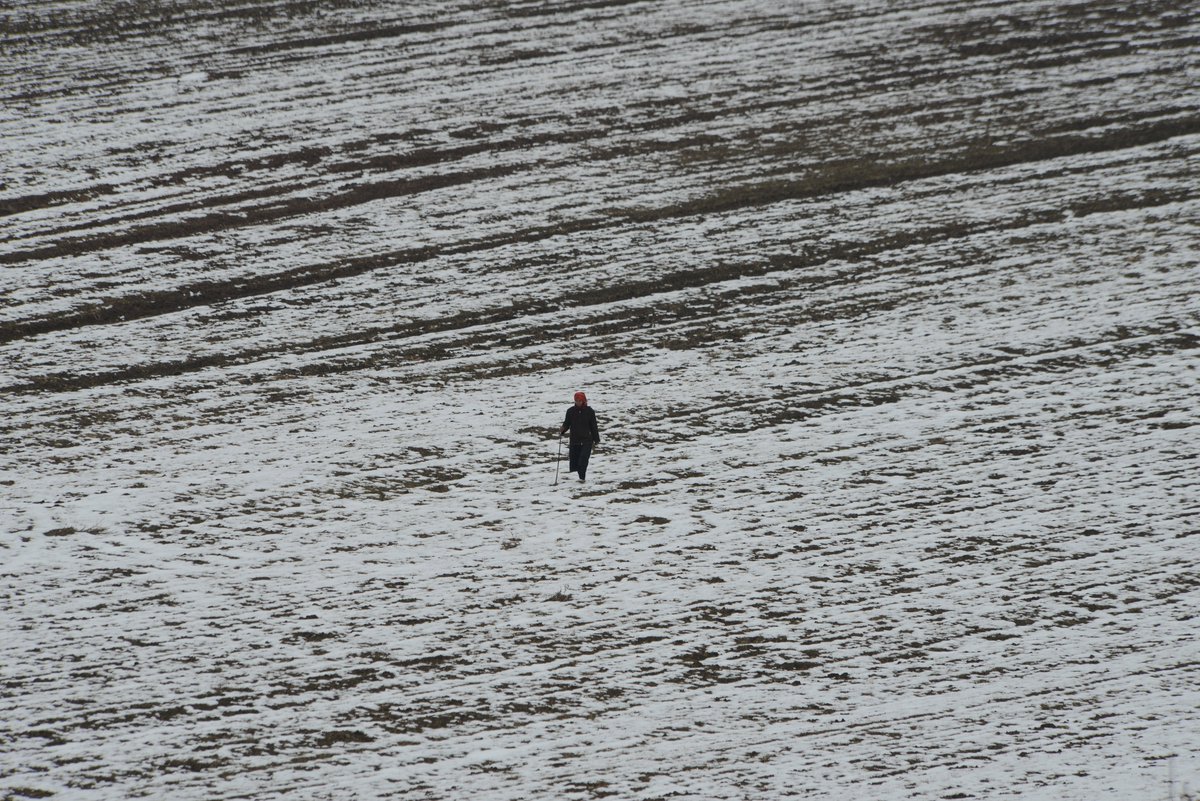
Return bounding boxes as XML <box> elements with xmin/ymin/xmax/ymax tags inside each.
<box><xmin>560</xmin><ymin>391</ymin><xmax>600</xmax><ymax>481</ymax></box>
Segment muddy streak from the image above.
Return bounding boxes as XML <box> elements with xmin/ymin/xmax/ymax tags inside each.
<box><xmin>8</xmin><ymin>108</ymin><xmax>1199</xmax><ymax>253</ymax></box>
<box><xmin>2</xmin><ymin>118</ymin><xmax>1196</xmax><ymax>345</ymax></box>
<box><xmin>9</xmin><ymin>186</ymin><xmax>1193</xmax><ymax>394</ymax></box>
<box><xmin>0</xmin><ymin>130</ymin><xmax>601</xmax><ymax>222</ymax></box>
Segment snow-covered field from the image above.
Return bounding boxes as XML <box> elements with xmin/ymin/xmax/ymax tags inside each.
<box><xmin>2</xmin><ymin>1</ymin><xmax>1198</xmax><ymax>799</ymax></box>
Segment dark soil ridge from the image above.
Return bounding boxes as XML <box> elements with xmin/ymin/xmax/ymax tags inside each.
<box><xmin>6</xmin><ymin>191</ymin><xmax>1186</xmax><ymax>395</ymax></box>
<box><xmin>1</xmin><ymin>114</ymin><xmax>1195</xmax><ymax>346</ymax></box>
<box><xmin>0</xmin><ymin>0</ymin><xmax>658</xmax><ymax>52</ymax></box>
<box><xmin>0</xmin><ymin>1</ymin><xmax>333</xmax><ymax>40</ymax></box>
<box><xmin>0</xmin><ymin>161</ymin><xmax>522</xmax><ymax>266</ymax></box>
<box><xmin>0</xmin><ymin>125</ymin><xmax>604</xmax><ymax>223</ymax></box>
<box><xmin>4</xmin><ymin>45</ymin><xmax>1188</xmax><ymax>222</ymax></box>
<box><xmin>0</xmin><ymin>0</ymin><xmax>782</xmax><ymax>103</ymax></box>
<box><xmin>0</xmin><ymin>10</ymin><xmax>468</xmax><ymax>68</ymax></box>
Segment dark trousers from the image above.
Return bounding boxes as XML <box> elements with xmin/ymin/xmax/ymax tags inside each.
<box><xmin>568</xmin><ymin>439</ymin><xmax>593</xmax><ymax>479</ymax></box>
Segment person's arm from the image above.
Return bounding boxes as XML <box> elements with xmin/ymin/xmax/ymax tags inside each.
<box><xmin>561</xmin><ymin>408</ymin><xmax>571</xmax><ymax>436</ymax></box>
<box><xmin>590</xmin><ymin>409</ymin><xmax>600</xmax><ymax>444</ymax></box>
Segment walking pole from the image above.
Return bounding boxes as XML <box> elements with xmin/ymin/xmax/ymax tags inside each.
<box><xmin>553</xmin><ymin>432</ymin><xmax>564</xmax><ymax>485</ymax></box>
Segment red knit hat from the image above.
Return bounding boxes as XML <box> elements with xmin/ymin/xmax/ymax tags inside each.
<box><xmin>574</xmin><ymin>391</ymin><xmax>587</xmax><ymax>404</ymax></box>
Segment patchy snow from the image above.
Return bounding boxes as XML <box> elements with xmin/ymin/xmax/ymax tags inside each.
<box><xmin>2</xmin><ymin>1</ymin><xmax>1198</xmax><ymax>799</ymax></box>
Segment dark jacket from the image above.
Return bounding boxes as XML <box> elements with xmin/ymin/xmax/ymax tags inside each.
<box><xmin>562</xmin><ymin>405</ymin><xmax>600</xmax><ymax>444</ymax></box>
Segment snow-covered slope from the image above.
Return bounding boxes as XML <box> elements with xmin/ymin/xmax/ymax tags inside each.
<box><xmin>2</xmin><ymin>1</ymin><xmax>1198</xmax><ymax>799</ymax></box>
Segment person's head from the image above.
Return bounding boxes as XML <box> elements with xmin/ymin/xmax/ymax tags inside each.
<box><xmin>574</xmin><ymin>391</ymin><xmax>587</xmax><ymax>407</ymax></box>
